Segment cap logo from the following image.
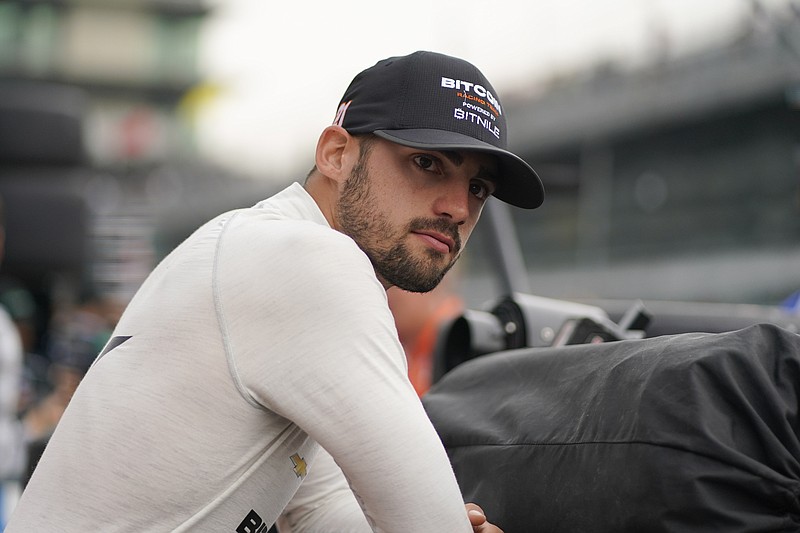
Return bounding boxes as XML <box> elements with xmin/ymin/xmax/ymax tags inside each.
<box><xmin>441</xmin><ymin>77</ymin><xmax>502</xmax><ymax>140</ymax></box>
<box><xmin>440</xmin><ymin>77</ymin><xmax>502</xmax><ymax>116</ymax></box>
<box><xmin>333</xmin><ymin>100</ymin><xmax>352</xmax><ymax>126</ymax></box>
<box><xmin>453</xmin><ymin>107</ymin><xmax>501</xmax><ymax>139</ymax></box>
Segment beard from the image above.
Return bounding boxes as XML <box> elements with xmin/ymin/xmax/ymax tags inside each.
<box><xmin>336</xmin><ymin>151</ymin><xmax>462</xmax><ymax>293</ymax></box>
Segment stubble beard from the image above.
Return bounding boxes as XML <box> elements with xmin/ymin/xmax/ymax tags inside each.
<box><xmin>336</xmin><ymin>152</ymin><xmax>462</xmax><ymax>293</ymax></box>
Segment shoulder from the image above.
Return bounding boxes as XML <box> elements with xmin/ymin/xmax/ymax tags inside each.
<box><xmin>222</xmin><ymin>214</ymin><xmax>369</xmax><ymax>273</ymax></box>
<box><xmin>215</xmin><ymin>214</ymin><xmax>381</xmax><ymax>304</ymax></box>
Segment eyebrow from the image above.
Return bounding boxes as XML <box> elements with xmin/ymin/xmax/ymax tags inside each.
<box><xmin>438</xmin><ymin>150</ymin><xmax>464</xmax><ymax>166</ymax></box>
<box><xmin>435</xmin><ymin>150</ymin><xmax>498</xmax><ymax>184</ymax></box>
<box><xmin>475</xmin><ymin>165</ymin><xmax>498</xmax><ymax>186</ymax></box>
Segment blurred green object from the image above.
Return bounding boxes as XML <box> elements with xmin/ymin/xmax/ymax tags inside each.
<box><xmin>0</xmin><ymin>284</ymin><xmax>36</xmax><ymax>321</ymax></box>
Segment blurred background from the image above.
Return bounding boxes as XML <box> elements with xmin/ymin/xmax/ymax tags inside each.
<box><xmin>0</xmin><ymin>0</ymin><xmax>798</xmax><ymax>522</ymax></box>
<box><xmin>1</xmin><ymin>0</ymin><xmax>798</xmax><ymax>308</ymax></box>
<box><xmin>0</xmin><ymin>0</ymin><xmax>797</xmax><ymax>345</ymax></box>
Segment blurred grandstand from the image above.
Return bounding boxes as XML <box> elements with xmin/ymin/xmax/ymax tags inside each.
<box><xmin>0</xmin><ymin>0</ymin><xmax>798</xmax><ymax>354</ymax></box>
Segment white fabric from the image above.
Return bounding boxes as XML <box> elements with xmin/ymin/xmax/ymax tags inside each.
<box><xmin>0</xmin><ymin>306</ymin><xmax>24</xmax><ymax>481</ymax></box>
<box><xmin>7</xmin><ymin>183</ymin><xmax>471</xmax><ymax>533</ymax></box>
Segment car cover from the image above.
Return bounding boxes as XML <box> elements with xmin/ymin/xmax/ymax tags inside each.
<box><xmin>422</xmin><ymin>323</ymin><xmax>800</xmax><ymax>532</ymax></box>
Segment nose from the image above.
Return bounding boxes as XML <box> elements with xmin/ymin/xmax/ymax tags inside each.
<box><xmin>432</xmin><ymin>178</ymin><xmax>470</xmax><ymax>224</ymax></box>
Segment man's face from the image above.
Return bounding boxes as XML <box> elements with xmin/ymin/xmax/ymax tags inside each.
<box><xmin>335</xmin><ymin>136</ymin><xmax>498</xmax><ymax>293</ymax></box>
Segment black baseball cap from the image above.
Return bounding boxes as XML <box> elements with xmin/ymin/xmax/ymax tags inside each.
<box><xmin>333</xmin><ymin>51</ymin><xmax>544</xmax><ymax>209</ymax></box>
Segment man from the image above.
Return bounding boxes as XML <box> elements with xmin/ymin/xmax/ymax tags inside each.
<box><xmin>7</xmin><ymin>51</ymin><xmax>544</xmax><ymax>532</ymax></box>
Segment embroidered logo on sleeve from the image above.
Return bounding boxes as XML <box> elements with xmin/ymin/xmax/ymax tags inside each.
<box><xmin>290</xmin><ymin>453</ymin><xmax>307</xmax><ymax>479</ymax></box>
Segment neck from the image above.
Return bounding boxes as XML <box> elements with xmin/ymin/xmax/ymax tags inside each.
<box><xmin>305</xmin><ymin>174</ymin><xmax>393</xmax><ymax>292</ymax></box>
<box><xmin>304</xmin><ymin>173</ymin><xmax>338</xmax><ymax>230</ymax></box>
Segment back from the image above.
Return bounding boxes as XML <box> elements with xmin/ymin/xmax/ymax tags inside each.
<box><xmin>7</xmin><ymin>209</ymin><xmax>316</xmax><ymax>531</ymax></box>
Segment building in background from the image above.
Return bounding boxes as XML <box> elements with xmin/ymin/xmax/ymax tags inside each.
<box><xmin>0</xmin><ymin>0</ymin><xmax>208</xmax><ymax>166</ymax></box>
<box><xmin>0</xmin><ymin>1</ymin><xmax>798</xmax><ymax>347</ymax></box>
<box><xmin>0</xmin><ymin>0</ymin><xmax>274</xmax><ymax>354</ymax></box>
<box><xmin>462</xmin><ymin>10</ymin><xmax>800</xmax><ymax>309</ymax></box>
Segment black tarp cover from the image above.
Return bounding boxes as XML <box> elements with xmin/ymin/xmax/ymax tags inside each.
<box><xmin>423</xmin><ymin>324</ymin><xmax>800</xmax><ymax>532</ymax></box>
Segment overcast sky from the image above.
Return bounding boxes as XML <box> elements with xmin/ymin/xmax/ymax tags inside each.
<box><xmin>194</xmin><ymin>0</ymin><xmax>793</xmax><ymax>182</ymax></box>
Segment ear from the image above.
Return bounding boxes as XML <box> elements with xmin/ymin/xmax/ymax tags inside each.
<box><xmin>314</xmin><ymin>125</ymin><xmax>358</xmax><ymax>184</ymax></box>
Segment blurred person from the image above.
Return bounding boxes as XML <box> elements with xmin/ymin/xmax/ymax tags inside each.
<box><xmin>8</xmin><ymin>51</ymin><xmax>544</xmax><ymax>532</ymax></box>
<box><xmin>21</xmin><ymin>292</ymin><xmax>113</xmax><ymax>446</ymax></box>
<box><xmin>0</xmin><ymin>198</ymin><xmax>26</xmax><ymax>528</ymax></box>
<box><xmin>18</xmin><ymin>290</ymin><xmax>119</xmax><ymax>488</ymax></box>
<box><xmin>0</xmin><ymin>281</ymin><xmax>49</xmax><ymax>489</ymax></box>
<box><xmin>388</xmin><ymin>268</ymin><xmax>464</xmax><ymax>396</ymax></box>
<box><xmin>0</xmin><ymin>283</ymin><xmax>49</xmax><ymax>415</ymax></box>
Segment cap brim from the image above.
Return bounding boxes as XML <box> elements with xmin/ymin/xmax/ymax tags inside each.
<box><xmin>373</xmin><ymin>129</ymin><xmax>544</xmax><ymax>209</ymax></box>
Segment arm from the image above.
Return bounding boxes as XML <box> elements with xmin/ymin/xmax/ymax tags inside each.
<box><xmin>278</xmin><ymin>450</ymin><xmax>504</xmax><ymax>533</ymax></box>
<box><xmin>277</xmin><ymin>447</ymin><xmax>370</xmax><ymax>532</ymax></box>
<box><xmin>220</xmin><ymin>224</ymin><xmax>472</xmax><ymax>532</ymax></box>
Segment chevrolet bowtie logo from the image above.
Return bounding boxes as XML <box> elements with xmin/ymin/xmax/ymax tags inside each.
<box><xmin>290</xmin><ymin>453</ymin><xmax>307</xmax><ymax>479</ymax></box>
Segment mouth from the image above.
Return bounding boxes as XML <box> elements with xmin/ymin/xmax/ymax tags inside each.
<box><xmin>412</xmin><ymin>230</ymin><xmax>456</xmax><ymax>254</ymax></box>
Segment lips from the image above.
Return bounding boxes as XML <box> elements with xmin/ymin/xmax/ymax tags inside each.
<box><xmin>408</xmin><ymin>218</ymin><xmax>461</xmax><ymax>256</ymax></box>
<box><xmin>412</xmin><ymin>230</ymin><xmax>456</xmax><ymax>254</ymax></box>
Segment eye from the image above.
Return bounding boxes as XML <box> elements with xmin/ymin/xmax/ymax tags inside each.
<box><xmin>413</xmin><ymin>154</ymin><xmax>441</xmax><ymax>173</ymax></box>
<box><xmin>470</xmin><ymin>180</ymin><xmax>494</xmax><ymax>201</ymax></box>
